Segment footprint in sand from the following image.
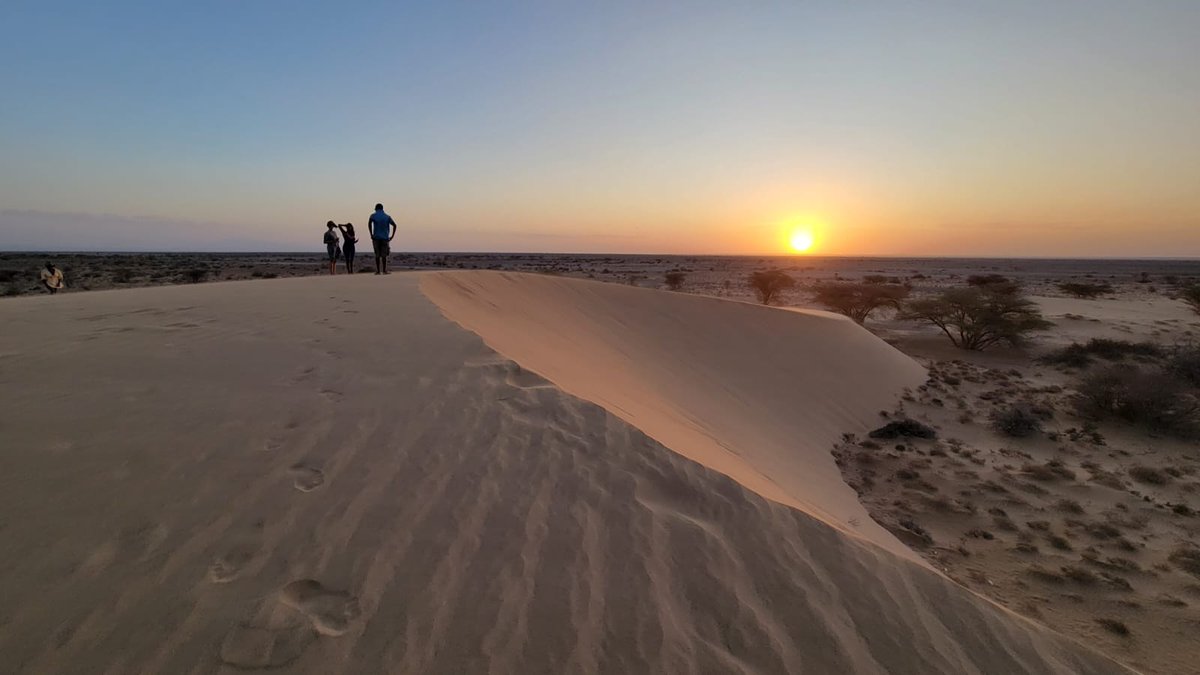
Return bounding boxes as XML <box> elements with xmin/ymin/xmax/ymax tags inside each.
<box><xmin>220</xmin><ymin>621</ymin><xmax>317</xmax><ymax>669</ymax></box>
<box><xmin>280</xmin><ymin>579</ymin><xmax>362</xmax><ymax>636</ymax></box>
<box><xmin>219</xmin><ymin>580</ymin><xmax>359</xmax><ymax>668</ymax></box>
<box><xmin>319</xmin><ymin>388</ymin><xmax>343</xmax><ymax>402</ymax></box>
<box><xmin>208</xmin><ymin>549</ymin><xmax>254</xmax><ymax>583</ymax></box>
<box><xmin>290</xmin><ymin>465</ymin><xmax>325</xmax><ymax>492</ymax></box>
<box><xmin>208</xmin><ymin>519</ymin><xmax>265</xmax><ymax>583</ymax></box>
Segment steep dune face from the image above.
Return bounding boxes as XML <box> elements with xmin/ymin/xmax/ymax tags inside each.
<box><xmin>0</xmin><ymin>274</ymin><xmax>1126</xmax><ymax>674</ymax></box>
<box><xmin>422</xmin><ymin>271</ymin><xmax>928</xmax><ymax>559</ymax></box>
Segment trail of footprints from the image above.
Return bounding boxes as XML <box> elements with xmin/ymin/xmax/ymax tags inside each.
<box><xmin>212</xmin><ymin>361</ymin><xmax>356</xmax><ymax>669</ymax></box>
<box><xmin>217</xmin><ymin>353</ymin><xmax>541</xmax><ymax>667</ymax></box>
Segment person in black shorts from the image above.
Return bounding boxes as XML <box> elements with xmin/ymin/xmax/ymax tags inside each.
<box><xmin>323</xmin><ymin>221</ymin><xmax>341</xmax><ymax>275</ymax></box>
<box><xmin>336</xmin><ymin>222</ymin><xmax>359</xmax><ymax>274</ymax></box>
<box><xmin>367</xmin><ymin>203</ymin><xmax>397</xmax><ymax>275</ymax></box>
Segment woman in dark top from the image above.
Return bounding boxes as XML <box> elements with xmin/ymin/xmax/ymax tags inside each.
<box><xmin>337</xmin><ymin>223</ymin><xmax>359</xmax><ymax>274</ymax></box>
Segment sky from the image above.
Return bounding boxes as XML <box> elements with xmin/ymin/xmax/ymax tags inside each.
<box><xmin>1</xmin><ymin>1</ymin><xmax>1198</xmax><ymax>256</ymax></box>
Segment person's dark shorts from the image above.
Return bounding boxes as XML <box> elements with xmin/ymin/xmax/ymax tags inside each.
<box><xmin>372</xmin><ymin>238</ymin><xmax>390</xmax><ymax>256</ymax></box>
<box><xmin>326</xmin><ymin>243</ymin><xmax>339</xmax><ymax>261</ymax></box>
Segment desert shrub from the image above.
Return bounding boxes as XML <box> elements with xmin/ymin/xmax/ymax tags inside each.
<box><xmin>1166</xmin><ymin>344</ymin><xmax>1200</xmax><ymax>386</ymax></box>
<box><xmin>1058</xmin><ymin>281</ymin><xmax>1114</xmax><ymax>298</ymax></box>
<box><xmin>967</xmin><ymin>274</ymin><xmax>1011</xmax><ymax>288</ymax></box>
<box><xmin>811</xmin><ymin>282</ymin><xmax>909</xmax><ymax>324</ymax></box>
<box><xmin>868</xmin><ymin>419</ymin><xmax>937</xmax><ymax>439</ymax></box>
<box><xmin>183</xmin><ymin>268</ymin><xmax>208</xmax><ymax>283</ymax></box>
<box><xmin>2</xmin><ymin>282</ymin><xmax>21</xmax><ymax>297</ymax></box>
<box><xmin>862</xmin><ymin>274</ymin><xmax>902</xmax><ymax>285</ymax></box>
<box><xmin>1128</xmin><ymin>465</ymin><xmax>1168</xmax><ymax>485</ymax></box>
<box><xmin>0</xmin><ymin>270</ymin><xmax>19</xmax><ymax>283</ymax></box>
<box><xmin>112</xmin><ymin>267</ymin><xmax>134</xmax><ymax>283</ymax></box>
<box><xmin>664</xmin><ymin>271</ymin><xmax>686</xmax><ymax>291</ymax></box>
<box><xmin>1075</xmin><ymin>365</ymin><xmax>1200</xmax><ymax>438</ymax></box>
<box><xmin>1095</xmin><ymin>619</ymin><xmax>1130</xmax><ymax>636</ymax></box>
<box><xmin>899</xmin><ymin>285</ymin><xmax>1052</xmax><ymax>350</ymax></box>
<box><xmin>1182</xmin><ymin>285</ymin><xmax>1200</xmax><ymax>316</ymax></box>
<box><xmin>991</xmin><ymin>403</ymin><xmax>1052</xmax><ymax>437</ymax></box>
<box><xmin>747</xmin><ymin>270</ymin><xmax>796</xmax><ymax>305</ymax></box>
<box><xmin>1170</xmin><ymin>546</ymin><xmax>1200</xmax><ymax>577</ymax></box>
<box><xmin>1040</xmin><ymin>339</ymin><xmax>1164</xmax><ymax>368</ymax></box>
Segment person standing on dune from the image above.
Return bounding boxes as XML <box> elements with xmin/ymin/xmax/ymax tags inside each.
<box><xmin>337</xmin><ymin>222</ymin><xmax>358</xmax><ymax>274</ymax></box>
<box><xmin>323</xmin><ymin>221</ymin><xmax>343</xmax><ymax>275</ymax></box>
<box><xmin>368</xmin><ymin>203</ymin><xmax>397</xmax><ymax>275</ymax></box>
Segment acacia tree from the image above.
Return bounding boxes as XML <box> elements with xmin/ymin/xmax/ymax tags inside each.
<box><xmin>900</xmin><ymin>285</ymin><xmax>1052</xmax><ymax>350</ymax></box>
<box><xmin>747</xmin><ymin>270</ymin><xmax>796</xmax><ymax>305</ymax></box>
<box><xmin>812</xmin><ymin>282</ymin><xmax>910</xmax><ymax>324</ymax></box>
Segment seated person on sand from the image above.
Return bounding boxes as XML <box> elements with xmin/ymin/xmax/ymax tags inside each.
<box><xmin>40</xmin><ymin>262</ymin><xmax>64</xmax><ymax>294</ymax></box>
<box><xmin>324</xmin><ymin>222</ymin><xmax>341</xmax><ymax>275</ymax></box>
<box><xmin>336</xmin><ymin>222</ymin><xmax>359</xmax><ymax>274</ymax></box>
<box><xmin>368</xmin><ymin>203</ymin><xmax>397</xmax><ymax>275</ymax></box>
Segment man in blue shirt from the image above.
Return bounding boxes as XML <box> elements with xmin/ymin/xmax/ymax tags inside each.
<box><xmin>368</xmin><ymin>203</ymin><xmax>397</xmax><ymax>275</ymax></box>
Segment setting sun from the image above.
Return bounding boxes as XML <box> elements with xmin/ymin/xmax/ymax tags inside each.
<box><xmin>790</xmin><ymin>230</ymin><xmax>814</xmax><ymax>253</ymax></box>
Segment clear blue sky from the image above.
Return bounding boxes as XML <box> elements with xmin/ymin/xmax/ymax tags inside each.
<box><xmin>1</xmin><ymin>1</ymin><xmax>1198</xmax><ymax>255</ymax></box>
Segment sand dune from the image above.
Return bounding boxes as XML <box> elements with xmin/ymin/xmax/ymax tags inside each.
<box><xmin>0</xmin><ymin>273</ymin><xmax>1126</xmax><ymax>673</ymax></box>
<box><xmin>421</xmin><ymin>271</ymin><xmax>929</xmax><ymax>559</ymax></box>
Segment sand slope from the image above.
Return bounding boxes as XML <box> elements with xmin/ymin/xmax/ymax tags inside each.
<box><xmin>421</xmin><ymin>271</ymin><xmax>929</xmax><ymax>559</ymax></box>
<box><xmin>0</xmin><ymin>273</ymin><xmax>1126</xmax><ymax>674</ymax></box>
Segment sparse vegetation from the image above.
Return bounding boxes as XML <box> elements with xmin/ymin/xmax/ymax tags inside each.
<box><xmin>747</xmin><ymin>270</ymin><xmax>796</xmax><ymax>305</ymax></box>
<box><xmin>1170</xmin><ymin>546</ymin><xmax>1200</xmax><ymax>577</ymax></box>
<box><xmin>991</xmin><ymin>403</ymin><xmax>1052</xmax><ymax>437</ymax></box>
<box><xmin>183</xmin><ymin>268</ymin><xmax>208</xmax><ymax>283</ymax></box>
<box><xmin>900</xmin><ymin>285</ymin><xmax>1052</xmax><ymax>350</ymax></box>
<box><xmin>1058</xmin><ymin>281</ymin><xmax>1114</xmax><ymax>298</ymax></box>
<box><xmin>1095</xmin><ymin>618</ymin><xmax>1130</xmax><ymax>636</ymax></box>
<box><xmin>664</xmin><ymin>271</ymin><xmax>686</xmax><ymax>291</ymax></box>
<box><xmin>1180</xmin><ymin>285</ymin><xmax>1200</xmax><ymax>316</ymax></box>
<box><xmin>812</xmin><ymin>282</ymin><xmax>910</xmax><ymax>324</ymax></box>
<box><xmin>1075</xmin><ymin>365</ymin><xmax>1200</xmax><ymax>438</ymax></box>
<box><xmin>1040</xmin><ymin>339</ymin><xmax>1164</xmax><ymax>368</ymax></box>
<box><xmin>1166</xmin><ymin>344</ymin><xmax>1200</xmax><ymax>386</ymax></box>
<box><xmin>868</xmin><ymin>419</ymin><xmax>937</xmax><ymax>440</ymax></box>
<box><xmin>1128</xmin><ymin>465</ymin><xmax>1169</xmax><ymax>485</ymax></box>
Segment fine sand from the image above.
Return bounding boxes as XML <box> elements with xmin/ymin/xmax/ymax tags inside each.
<box><xmin>0</xmin><ymin>272</ymin><xmax>1128</xmax><ymax>673</ymax></box>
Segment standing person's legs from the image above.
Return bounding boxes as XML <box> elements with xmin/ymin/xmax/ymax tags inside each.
<box><xmin>343</xmin><ymin>244</ymin><xmax>355</xmax><ymax>274</ymax></box>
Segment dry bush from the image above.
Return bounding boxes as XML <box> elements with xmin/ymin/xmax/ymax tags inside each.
<box><xmin>1040</xmin><ymin>339</ymin><xmax>1163</xmax><ymax>368</ymax></box>
<box><xmin>991</xmin><ymin>403</ymin><xmax>1052</xmax><ymax>437</ymax></box>
<box><xmin>111</xmin><ymin>267</ymin><xmax>134</xmax><ymax>283</ymax></box>
<box><xmin>900</xmin><ymin>285</ymin><xmax>1051</xmax><ymax>350</ymax></box>
<box><xmin>1181</xmin><ymin>285</ymin><xmax>1200</xmax><ymax>316</ymax></box>
<box><xmin>1074</xmin><ymin>365</ymin><xmax>1200</xmax><ymax>438</ymax></box>
<box><xmin>1058</xmin><ymin>281</ymin><xmax>1114</xmax><ymax>298</ymax></box>
<box><xmin>183</xmin><ymin>268</ymin><xmax>208</xmax><ymax>283</ymax></box>
<box><xmin>812</xmin><ymin>282</ymin><xmax>910</xmax><ymax>324</ymax></box>
<box><xmin>1095</xmin><ymin>618</ymin><xmax>1130</xmax><ymax>636</ymax></box>
<box><xmin>966</xmin><ymin>274</ymin><xmax>1012</xmax><ymax>288</ymax></box>
<box><xmin>1128</xmin><ymin>465</ymin><xmax>1169</xmax><ymax>485</ymax></box>
<box><xmin>747</xmin><ymin>270</ymin><xmax>795</xmax><ymax>305</ymax></box>
<box><xmin>868</xmin><ymin>419</ymin><xmax>937</xmax><ymax>439</ymax></box>
<box><xmin>1170</xmin><ymin>546</ymin><xmax>1200</xmax><ymax>577</ymax></box>
<box><xmin>664</xmin><ymin>271</ymin><xmax>686</xmax><ymax>291</ymax></box>
<box><xmin>1166</xmin><ymin>344</ymin><xmax>1200</xmax><ymax>387</ymax></box>
<box><xmin>1023</xmin><ymin>460</ymin><xmax>1075</xmax><ymax>482</ymax></box>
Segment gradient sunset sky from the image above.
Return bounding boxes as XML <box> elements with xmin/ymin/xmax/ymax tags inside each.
<box><xmin>2</xmin><ymin>1</ymin><xmax>1197</xmax><ymax>256</ymax></box>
